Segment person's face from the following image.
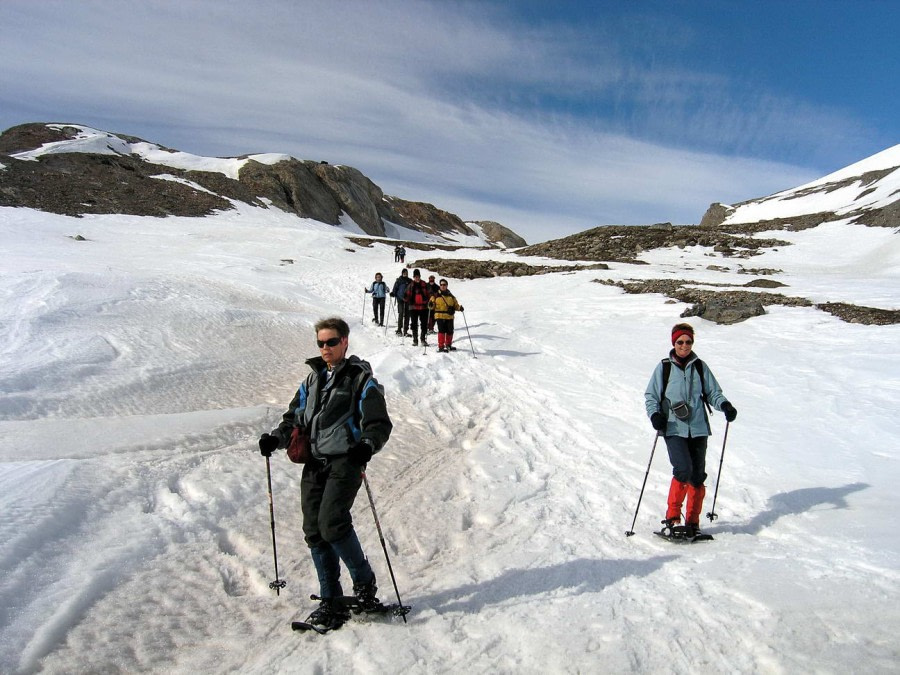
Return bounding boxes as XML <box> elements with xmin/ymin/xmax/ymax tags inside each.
<box><xmin>439</xmin><ymin>282</ymin><xmax>448</xmax><ymax>292</ymax></box>
<box><xmin>375</xmin><ymin>274</ymin><xmax>382</xmax><ymax>281</ymax></box>
<box><xmin>317</xmin><ymin>328</ymin><xmax>348</xmax><ymax>366</ymax></box>
<box><xmin>673</xmin><ymin>335</ymin><xmax>694</xmax><ymax>359</ymax></box>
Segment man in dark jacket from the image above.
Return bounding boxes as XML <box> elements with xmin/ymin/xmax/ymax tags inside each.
<box><xmin>258</xmin><ymin>317</ymin><xmax>392</xmax><ymax>629</ymax></box>
<box><xmin>404</xmin><ymin>269</ymin><xmax>432</xmax><ymax>347</ymax></box>
<box><xmin>390</xmin><ymin>269</ymin><xmax>411</xmax><ymax>336</ymax></box>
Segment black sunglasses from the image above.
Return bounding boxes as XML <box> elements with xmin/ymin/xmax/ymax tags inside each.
<box><xmin>675</xmin><ymin>339</ymin><xmax>693</xmax><ymax>345</ymax></box>
<box><xmin>316</xmin><ymin>337</ymin><xmax>342</xmax><ymax>348</ymax></box>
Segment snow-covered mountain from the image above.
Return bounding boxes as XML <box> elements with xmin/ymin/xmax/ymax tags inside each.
<box><xmin>0</xmin><ymin>133</ymin><xmax>898</xmax><ymax>673</ymax></box>
<box><xmin>701</xmin><ymin>143</ymin><xmax>900</xmax><ymax>229</ymax></box>
<box><xmin>0</xmin><ymin>123</ymin><xmax>527</xmax><ymax>248</ymax></box>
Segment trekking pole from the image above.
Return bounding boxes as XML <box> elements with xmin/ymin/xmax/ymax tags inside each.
<box><xmin>706</xmin><ymin>421</ymin><xmax>730</xmax><ymax>522</ymax></box>
<box><xmin>361</xmin><ymin>290</ymin><xmax>367</xmax><ymax>326</ymax></box>
<box><xmin>625</xmin><ymin>432</ymin><xmax>661</xmax><ymax>537</ymax></box>
<box><xmin>264</xmin><ymin>455</ymin><xmax>287</xmax><ymax>594</ymax></box>
<box><xmin>460</xmin><ymin>310</ymin><xmax>476</xmax><ymax>358</ymax></box>
<box><xmin>423</xmin><ymin>308</ymin><xmax>432</xmax><ymax>355</ymax></box>
<box><xmin>383</xmin><ymin>297</ymin><xmax>393</xmax><ymax>337</ymax></box>
<box><xmin>361</xmin><ymin>471</ymin><xmax>407</xmax><ymax>623</ymax></box>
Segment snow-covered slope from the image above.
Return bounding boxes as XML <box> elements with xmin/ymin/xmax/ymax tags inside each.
<box><xmin>10</xmin><ymin>124</ymin><xmax>293</xmax><ymax>180</ymax></box>
<box><xmin>3</xmin><ymin>123</ymin><xmax>516</xmax><ymax>247</ymax></box>
<box><xmin>718</xmin><ymin>143</ymin><xmax>900</xmax><ymax>226</ymax></box>
<box><xmin>0</xmin><ymin>202</ymin><xmax>898</xmax><ymax>674</ymax></box>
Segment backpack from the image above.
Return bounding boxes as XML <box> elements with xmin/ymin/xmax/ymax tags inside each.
<box><xmin>661</xmin><ymin>358</ymin><xmax>712</xmax><ymax>413</ymax></box>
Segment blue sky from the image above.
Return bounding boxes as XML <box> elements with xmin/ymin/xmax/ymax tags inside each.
<box><xmin>1</xmin><ymin>0</ymin><xmax>897</xmax><ymax>243</ymax></box>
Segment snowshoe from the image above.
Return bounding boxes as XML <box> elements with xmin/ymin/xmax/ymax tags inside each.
<box><xmin>292</xmin><ymin>598</ymin><xmax>351</xmax><ymax>634</ymax></box>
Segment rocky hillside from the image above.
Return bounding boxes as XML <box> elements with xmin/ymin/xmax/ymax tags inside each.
<box><xmin>0</xmin><ymin>123</ymin><xmax>526</xmax><ymax>248</ymax></box>
<box><xmin>519</xmin><ymin>144</ymin><xmax>899</xmax><ymax>263</ymax></box>
<box><xmin>509</xmin><ymin>145</ymin><xmax>899</xmax><ymax>326</ymax></box>
<box><xmin>699</xmin><ymin>144</ymin><xmax>900</xmax><ymax>230</ymax></box>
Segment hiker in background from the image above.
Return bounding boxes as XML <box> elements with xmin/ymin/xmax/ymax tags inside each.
<box><xmin>428</xmin><ymin>278</ymin><xmax>464</xmax><ymax>353</ymax></box>
<box><xmin>393</xmin><ymin>245</ymin><xmax>401</xmax><ymax>262</ymax></box>
<box><xmin>426</xmin><ymin>275</ymin><xmax>440</xmax><ymax>333</ymax></box>
<box><xmin>398</xmin><ymin>245</ymin><xmax>406</xmax><ymax>263</ymax></box>
<box><xmin>390</xmin><ymin>268</ymin><xmax>412</xmax><ymax>336</ymax></box>
<box><xmin>644</xmin><ymin>323</ymin><xmax>737</xmax><ymax>539</ymax></box>
<box><xmin>365</xmin><ymin>273</ymin><xmax>388</xmax><ymax>326</ymax></box>
<box><xmin>257</xmin><ymin>317</ymin><xmax>392</xmax><ymax>630</ymax></box>
<box><xmin>403</xmin><ymin>269</ymin><xmax>432</xmax><ymax>347</ymax></box>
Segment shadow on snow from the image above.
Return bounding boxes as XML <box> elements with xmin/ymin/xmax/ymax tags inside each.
<box><xmin>415</xmin><ymin>556</ymin><xmax>676</xmax><ymax>615</ymax></box>
<box><xmin>729</xmin><ymin>482</ymin><xmax>870</xmax><ymax>535</ymax></box>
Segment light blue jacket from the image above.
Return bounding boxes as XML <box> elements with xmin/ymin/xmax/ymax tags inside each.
<box><xmin>644</xmin><ymin>352</ymin><xmax>729</xmax><ymax>438</ymax></box>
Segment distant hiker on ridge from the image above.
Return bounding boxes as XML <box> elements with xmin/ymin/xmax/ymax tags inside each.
<box><xmin>644</xmin><ymin>323</ymin><xmax>737</xmax><ymax>540</ymax></box>
<box><xmin>365</xmin><ymin>272</ymin><xmax>388</xmax><ymax>326</ymax></box>
<box><xmin>425</xmin><ymin>275</ymin><xmax>440</xmax><ymax>334</ymax></box>
<box><xmin>403</xmin><ymin>269</ymin><xmax>432</xmax><ymax>347</ymax></box>
<box><xmin>390</xmin><ymin>268</ymin><xmax>411</xmax><ymax>336</ymax></box>
<box><xmin>428</xmin><ymin>278</ymin><xmax>464</xmax><ymax>353</ymax></box>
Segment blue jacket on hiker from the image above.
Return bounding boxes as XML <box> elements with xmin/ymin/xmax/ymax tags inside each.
<box><xmin>644</xmin><ymin>351</ymin><xmax>728</xmax><ymax>438</ymax></box>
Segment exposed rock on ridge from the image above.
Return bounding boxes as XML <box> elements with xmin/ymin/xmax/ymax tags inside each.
<box><xmin>0</xmin><ymin>122</ymin><xmax>525</xmax><ymax>246</ymax></box>
<box><xmin>516</xmin><ymin>223</ymin><xmax>790</xmax><ymax>263</ymax></box>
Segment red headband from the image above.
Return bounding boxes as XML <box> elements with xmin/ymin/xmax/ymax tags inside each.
<box><xmin>672</xmin><ymin>329</ymin><xmax>694</xmax><ymax>345</ymax></box>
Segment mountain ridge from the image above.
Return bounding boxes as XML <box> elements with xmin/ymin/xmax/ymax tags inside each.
<box><xmin>0</xmin><ymin>122</ymin><xmax>527</xmax><ymax>248</ymax></box>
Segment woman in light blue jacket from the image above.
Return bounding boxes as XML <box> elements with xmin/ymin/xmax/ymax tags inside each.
<box><xmin>644</xmin><ymin>323</ymin><xmax>737</xmax><ymax>537</ymax></box>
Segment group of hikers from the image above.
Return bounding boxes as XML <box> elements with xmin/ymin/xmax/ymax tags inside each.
<box><xmin>393</xmin><ymin>245</ymin><xmax>406</xmax><ymax>262</ymax></box>
<box><xmin>258</xmin><ymin>293</ymin><xmax>737</xmax><ymax>631</ymax></box>
<box><xmin>364</xmin><ymin>268</ymin><xmax>464</xmax><ymax>352</ymax></box>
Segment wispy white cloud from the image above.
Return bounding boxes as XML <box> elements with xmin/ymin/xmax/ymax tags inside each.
<box><xmin>0</xmin><ymin>0</ymin><xmax>881</xmax><ymax>242</ymax></box>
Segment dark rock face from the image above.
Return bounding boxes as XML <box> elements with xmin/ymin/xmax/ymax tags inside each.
<box><xmin>474</xmin><ymin>221</ymin><xmax>528</xmax><ymax>248</ymax></box>
<box><xmin>517</xmin><ymin>224</ymin><xmax>791</xmax><ymax>263</ymax></box>
<box><xmin>699</xmin><ymin>203</ymin><xmax>733</xmax><ymax>228</ymax></box>
<box><xmin>238</xmin><ymin>158</ymin><xmax>343</xmax><ymax>225</ymax></box>
<box><xmin>411</xmin><ymin>258</ymin><xmax>609</xmax><ymax>279</ymax></box>
<box><xmin>0</xmin><ymin>123</ymin><xmax>79</xmax><ymax>154</ymax></box>
<box><xmin>0</xmin><ymin>122</ymin><xmax>525</xmax><ymax>245</ymax></box>
<box><xmin>382</xmin><ymin>196</ymin><xmax>474</xmax><ymax>240</ymax></box>
<box><xmin>0</xmin><ymin>151</ymin><xmax>239</xmax><ymax>217</ymax></box>
<box><xmin>683</xmin><ymin>297</ymin><xmax>766</xmax><ymax>324</ymax></box>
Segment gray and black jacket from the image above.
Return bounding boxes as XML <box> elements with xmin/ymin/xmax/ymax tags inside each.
<box><xmin>273</xmin><ymin>355</ymin><xmax>392</xmax><ymax>459</ymax></box>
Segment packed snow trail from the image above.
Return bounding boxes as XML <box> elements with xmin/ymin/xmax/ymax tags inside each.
<box><xmin>1</xmin><ymin>208</ymin><xmax>898</xmax><ymax>673</ymax></box>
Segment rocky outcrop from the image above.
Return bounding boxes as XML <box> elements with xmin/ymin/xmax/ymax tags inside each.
<box><xmin>237</xmin><ymin>158</ymin><xmax>343</xmax><ymax>225</ymax></box>
<box><xmin>0</xmin><ymin>122</ymin><xmax>525</xmax><ymax>245</ymax></box>
<box><xmin>517</xmin><ymin>224</ymin><xmax>790</xmax><ymax>263</ymax></box>
<box><xmin>0</xmin><ymin>151</ymin><xmax>248</xmax><ymax>217</ymax></box>
<box><xmin>382</xmin><ymin>196</ymin><xmax>475</xmax><ymax>239</ymax></box>
<box><xmin>699</xmin><ymin>203</ymin><xmax>733</xmax><ymax>228</ymax></box>
<box><xmin>593</xmin><ymin>277</ymin><xmax>899</xmax><ymax>325</ymax></box>
<box><xmin>410</xmin><ymin>258</ymin><xmax>609</xmax><ymax>279</ymax></box>
<box><xmin>474</xmin><ymin>221</ymin><xmax>528</xmax><ymax>248</ymax></box>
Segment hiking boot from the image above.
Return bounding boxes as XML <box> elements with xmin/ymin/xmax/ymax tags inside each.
<box><xmin>659</xmin><ymin>517</ymin><xmax>680</xmax><ymax>535</ymax></box>
<box><xmin>395</xmin><ymin>329</ymin><xmax>402</xmax><ymax>335</ymax></box>
<box><xmin>353</xmin><ymin>577</ymin><xmax>380</xmax><ymax>612</ymax></box>
<box><xmin>684</xmin><ymin>523</ymin><xmax>701</xmax><ymax>538</ymax></box>
<box><xmin>412</xmin><ymin>339</ymin><xmax>418</xmax><ymax>346</ymax></box>
<box><xmin>308</xmin><ymin>598</ymin><xmax>350</xmax><ymax>629</ymax></box>
<box><xmin>448</xmin><ymin>346</ymin><xmax>457</xmax><ymax>351</ymax></box>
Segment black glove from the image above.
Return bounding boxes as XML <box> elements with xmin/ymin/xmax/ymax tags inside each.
<box><xmin>721</xmin><ymin>402</ymin><xmax>737</xmax><ymax>422</ymax></box>
<box><xmin>459</xmin><ymin>306</ymin><xmax>465</xmax><ymax>312</ymax></box>
<box><xmin>258</xmin><ymin>433</ymin><xmax>279</xmax><ymax>457</ymax></box>
<box><xmin>650</xmin><ymin>412</ymin><xmax>667</xmax><ymax>432</ymax></box>
<box><xmin>347</xmin><ymin>440</ymin><xmax>373</xmax><ymax>465</ymax></box>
